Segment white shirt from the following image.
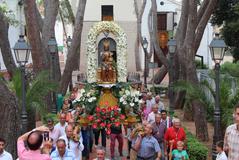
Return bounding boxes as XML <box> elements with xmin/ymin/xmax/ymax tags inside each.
<box><xmin>54</xmin><ymin>122</ymin><xmax>68</xmax><ymax>137</ymax></box>
<box><xmin>59</xmin><ymin>133</ymin><xmax>84</xmax><ymax>160</ymax></box>
<box><xmin>49</xmin><ymin>127</ymin><xmax>61</xmax><ymax>146</ymax></box>
<box><xmin>216</xmin><ymin>151</ymin><xmax>228</xmax><ymax>160</ymax></box>
<box><xmin>147</xmin><ymin>112</ymin><xmax>158</xmax><ymax>124</ymax></box>
<box><xmin>0</xmin><ymin>150</ymin><xmax>13</xmax><ymax>160</ymax></box>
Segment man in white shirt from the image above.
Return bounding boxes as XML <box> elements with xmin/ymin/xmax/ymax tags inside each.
<box><xmin>147</xmin><ymin>104</ymin><xmax>159</xmax><ymax>124</ymax></box>
<box><xmin>155</xmin><ymin>95</ymin><xmax>165</xmax><ymax>112</ymax></box>
<box><xmin>59</xmin><ymin>125</ymin><xmax>84</xmax><ymax>159</ymax></box>
<box><xmin>47</xmin><ymin>118</ymin><xmax>61</xmax><ymax>147</ymax></box>
<box><xmin>55</xmin><ymin>113</ymin><xmax>68</xmax><ymax>137</ymax></box>
<box><xmin>0</xmin><ymin>138</ymin><xmax>13</xmax><ymax>160</ymax></box>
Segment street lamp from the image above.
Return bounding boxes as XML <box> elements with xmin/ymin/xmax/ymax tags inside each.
<box><xmin>13</xmin><ymin>35</ymin><xmax>31</xmax><ymax>133</ymax></box>
<box><xmin>142</xmin><ymin>37</ymin><xmax>149</xmax><ymax>89</ymax></box>
<box><xmin>48</xmin><ymin>37</ymin><xmax>57</xmax><ymax>114</ymax></box>
<box><xmin>209</xmin><ymin>33</ymin><xmax>226</xmax><ymax>160</ymax></box>
<box><xmin>66</xmin><ymin>36</ymin><xmax>73</xmax><ymax>91</ymax></box>
<box><xmin>167</xmin><ymin>38</ymin><xmax>176</xmax><ymax>117</ymax></box>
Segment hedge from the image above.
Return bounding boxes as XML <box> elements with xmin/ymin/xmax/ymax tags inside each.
<box><xmin>186</xmin><ymin>130</ymin><xmax>208</xmax><ymax>160</ymax></box>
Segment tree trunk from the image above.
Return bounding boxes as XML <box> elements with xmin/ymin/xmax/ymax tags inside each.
<box><xmin>42</xmin><ymin>0</ymin><xmax>61</xmax><ymax>81</ymax></box>
<box><xmin>24</xmin><ymin>0</ymin><xmax>46</xmax><ymax>73</ymax></box>
<box><xmin>60</xmin><ymin>0</ymin><xmax>87</xmax><ymax>95</ymax></box>
<box><xmin>153</xmin><ymin>65</ymin><xmax>168</xmax><ymax>84</ymax></box>
<box><xmin>0</xmin><ymin>12</ymin><xmax>17</xmax><ymax>76</ymax></box>
<box><xmin>134</xmin><ymin>0</ymin><xmax>147</xmax><ymax>71</ymax></box>
<box><xmin>0</xmin><ymin>81</ymin><xmax>20</xmax><ymax>159</ymax></box>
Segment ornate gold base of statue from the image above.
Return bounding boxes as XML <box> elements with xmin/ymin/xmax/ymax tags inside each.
<box><xmin>98</xmin><ymin>88</ymin><xmax>118</xmax><ymax>108</ymax></box>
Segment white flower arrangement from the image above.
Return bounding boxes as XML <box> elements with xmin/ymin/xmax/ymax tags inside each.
<box><xmin>86</xmin><ymin>21</ymin><xmax>127</xmax><ymax>83</ymax></box>
<box><xmin>119</xmin><ymin>88</ymin><xmax>141</xmax><ymax>109</ymax></box>
<box><xmin>74</xmin><ymin>89</ymin><xmax>97</xmax><ymax>107</ymax></box>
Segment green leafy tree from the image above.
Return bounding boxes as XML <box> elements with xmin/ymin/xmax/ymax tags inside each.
<box><xmin>212</xmin><ymin>0</ymin><xmax>239</xmax><ymax>62</ymax></box>
<box><xmin>174</xmin><ymin>62</ymin><xmax>239</xmax><ymax>134</ymax></box>
<box><xmin>8</xmin><ymin>70</ymin><xmax>58</xmax><ymax>129</ymax></box>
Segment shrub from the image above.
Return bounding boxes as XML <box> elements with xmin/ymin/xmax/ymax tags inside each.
<box><xmin>186</xmin><ymin>130</ymin><xmax>208</xmax><ymax>160</ymax></box>
<box><xmin>195</xmin><ymin>59</ymin><xmax>208</xmax><ymax>69</ymax></box>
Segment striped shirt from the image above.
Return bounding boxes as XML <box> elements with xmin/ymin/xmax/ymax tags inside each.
<box><xmin>224</xmin><ymin>124</ymin><xmax>239</xmax><ymax>160</ymax></box>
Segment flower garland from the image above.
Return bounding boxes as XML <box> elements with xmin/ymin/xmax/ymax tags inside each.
<box><xmin>86</xmin><ymin>21</ymin><xmax>127</xmax><ymax>83</ymax></box>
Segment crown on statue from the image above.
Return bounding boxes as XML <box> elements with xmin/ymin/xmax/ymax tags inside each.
<box><xmin>103</xmin><ymin>39</ymin><xmax>110</xmax><ymax>48</ymax></box>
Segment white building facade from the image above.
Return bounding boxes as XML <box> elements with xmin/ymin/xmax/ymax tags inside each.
<box><xmin>142</xmin><ymin>0</ymin><xmax>214</xmax><ymax>68</ymax></box>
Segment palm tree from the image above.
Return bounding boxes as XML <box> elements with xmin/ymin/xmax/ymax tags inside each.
<box><xmin>7</xmin><ymin>70</ymin><xmax>58</xmax><ymax>129</ymax></box>
<box><xmin>173</xmin><ymin>63</ymin><xmax>239</xmax><ymax>133</ymax></box>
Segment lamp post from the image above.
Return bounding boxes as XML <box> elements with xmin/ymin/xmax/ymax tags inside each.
<box><xmin>48</xmin><ymin>37</ymin><xmax>58</xmax><ymax>114</ymax></box>
<box><xmin>13</xmin><ymin>35</ymin><xmax>31</xmax><ymax>133</ymax></box>
<box><xmin>167</xmin><ymin>38</ymin><xmax>176</xmax><ymax>117</ymax></box>
<box><xmin>66</xmin><ymin>36</ymin><xmax>73</xmax><ymax>91</ymax></box>
<box><xmin>209</xmin><ymin>33</ymin><xmax>226</xmax><ymax>160</ymax></box>
<box><xmin>142</xmin><ymin>37</ymin><xmax>149</xmax><ymax>89</ymax></box>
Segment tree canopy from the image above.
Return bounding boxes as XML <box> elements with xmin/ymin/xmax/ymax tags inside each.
<box><xmin>212</xmin><ymin>0</ymin><xmax>239</xmax><ymax>62</ymax></box>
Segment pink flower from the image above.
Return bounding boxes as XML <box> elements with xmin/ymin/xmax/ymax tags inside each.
<box><xmin>120</xmin><ymin>114</ymin><xmax>125</xmax><ymax>120</ymax></box>
<box><xmin>88</xmin><ymin>115</ymin><xmax>94</xmax><ymax>121</ymax></box>
<box><xmin>102</xmin><ymin>108</ymin><xmax>106</xmax><ymax>113</ymax></box>
<box><xmin>96</xmin><ymin>119</ymin><xmax>101</xmax><ymax>123</ymax></box>
<box><xmin>105</xmin><ymin>101</ymin><xmax>109</xmax><ymax>107</ymax></box>
<box><xmin>92</xmin><ymin>123</ymin><xmax>97</xmax><ymax>129</ymax></box>
<box><xmin>114</xmin><ymin>111</ymin><xmax>118</xmax><ymax>116</ymax></box>
<box><xmin>107</xmin><ymin>107</ymin><xmax>112</xmax><ymax>112</ymax></box>
<box><xmin>107</xmin><ymin>123</ymin><xmax>112</xmax><ymax>128</ymax></box>
<box><xmin>114</xmin><ymin>121</ymin><xmax>121</xmax><ymax>127</ymax></box>
<box><xmin>100</xmin><ymin>122</ymin><xmax>106</xmax><ymax>128</ymax></box>
<box><xmin>96</xmin><ymin>107</ymin><xmax>101</xmax><ymax>112</ymax></box>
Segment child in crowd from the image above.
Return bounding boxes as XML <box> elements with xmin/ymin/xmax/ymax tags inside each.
<box><xmin>171</xmin><ymin>141</ymin><xmax>189</xmax><ymax>160</ymax></box>
<box><xmin>216</xmin><ymin>141</ymin><xmax>228</xmax><ymax>160</ymax></box>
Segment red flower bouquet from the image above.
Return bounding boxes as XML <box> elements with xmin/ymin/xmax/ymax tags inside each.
<box><xmin>90</xmin><ymin>105</ymin><xmax>126</xmax><ymax>134</ymax></box>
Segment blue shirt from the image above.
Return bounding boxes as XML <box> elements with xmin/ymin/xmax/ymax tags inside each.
<box><xmin>50</xmin><ymin>149</ymin><xmax>75</xmax><ymax>160</ymax></box>
<box><xmin>137</xmin><ymin>136</ymin><xmax>161</xmax><ymax>158</ymax></box>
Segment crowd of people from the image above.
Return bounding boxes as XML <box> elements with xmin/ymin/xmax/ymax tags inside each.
<box><xmin>1</xmin><ymin>88</ymin><xmax>239</xmax><ymax>160</ymax></box>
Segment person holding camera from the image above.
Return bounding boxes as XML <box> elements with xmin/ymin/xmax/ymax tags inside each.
<box><xmin>17</xmin><ymin>126</ymin><xmax>52</xmax><ymax>160</ymax></box>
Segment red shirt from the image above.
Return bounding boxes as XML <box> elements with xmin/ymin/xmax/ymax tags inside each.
<box><xmin>164</xmin><ymin>127</ymin><xmax>186</xmax><ymax>149</ymax></box>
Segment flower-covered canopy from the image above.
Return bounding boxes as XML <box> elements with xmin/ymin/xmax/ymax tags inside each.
<box><xmin>86</xmin><ymin>21</ymin><xmax>127</xmax><ymax>83</ymax></box>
